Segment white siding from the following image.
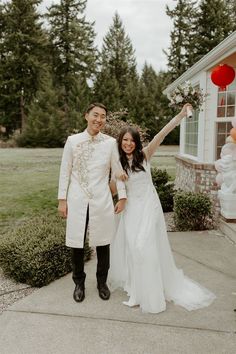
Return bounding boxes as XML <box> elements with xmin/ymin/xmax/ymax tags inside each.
<box><xmin>204</xmin><ymin>72</ymin><xmax>218</xmax><ymax>163</ymax></box>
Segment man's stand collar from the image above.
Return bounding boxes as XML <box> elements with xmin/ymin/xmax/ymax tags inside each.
<box><xmin>84</xmin><ymin>129</ymin><xmax>103</xmax><ymax>142</ymax></box>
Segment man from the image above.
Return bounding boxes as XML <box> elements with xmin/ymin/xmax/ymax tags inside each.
<box><xmin>58</xmin><ymin>103</ymin><xmax>127</xmax><ymax>302</ymax></box>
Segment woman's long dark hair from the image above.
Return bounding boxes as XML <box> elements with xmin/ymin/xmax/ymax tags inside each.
<box><xmin>117</xmin><ymin>127</ymin><xmax>146</xmax><ymax>174</ymax></box>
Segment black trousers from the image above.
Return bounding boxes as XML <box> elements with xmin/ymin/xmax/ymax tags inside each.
<box><xmin>71</xmin><ymin>207</ymin><xmax>110</xmax><ymax>286</ymax></box>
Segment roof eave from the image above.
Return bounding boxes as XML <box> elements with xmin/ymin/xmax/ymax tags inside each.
<box><xmin>164</xmin><ymin>31</ymin><xmax>236</xmax><ymax>95</ymax></box>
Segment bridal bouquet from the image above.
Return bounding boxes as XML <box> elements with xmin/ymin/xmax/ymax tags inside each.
<box><xmin>168</xmin><ymin>81</ymin><xmax>207</xmax><ymax>118</ymax></box>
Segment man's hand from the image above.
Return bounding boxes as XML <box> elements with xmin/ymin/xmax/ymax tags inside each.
<box><xmin>58</xmin><ymin>199</ymin><xmax>68</xmax><ymax>218</ymax></box>
<box><xmin>114</xmin><ymin>198</ymin><xmax>126</xmax><ymax>214</ymax></box>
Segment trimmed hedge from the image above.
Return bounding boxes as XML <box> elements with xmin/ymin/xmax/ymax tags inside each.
<box><xmin>173</xmin><ymin>191</ymin><xmax>214</xmax><ymax>231</ymax></box>
<box><xmin>151</xmin><ymin>168</ymin><xmax>175</xmax><ymax>212</ymax></box>
<box><xmin>0</xmin><ymin>214</ymin><xmax>92</xmax><ymax>287</ymax></box>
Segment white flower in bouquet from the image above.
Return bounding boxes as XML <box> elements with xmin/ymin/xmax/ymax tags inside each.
<box><xmin>183</xmin><ymin>81</ymin><xmax>191</xmax><ymax>96</ymax></box>
<box><xmin>168</xmin><ymin>81</ymin><xmax>207</xmax><ymax>118</ymax></box>
<box><xmin>175</xmin><ymin>94</ymin><xmax>184</xmax><ymax>103</ymax></box>
<box><xmin>183</xmin><ymin>87</ymin><xmax>189</xmax><ymax>96</ymax></box>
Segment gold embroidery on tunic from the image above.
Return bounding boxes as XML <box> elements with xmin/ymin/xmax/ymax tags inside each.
<box><xmin>74</xmin><ymin>135</ymin><xmax>105</xmax><ymax>198</ymax></box>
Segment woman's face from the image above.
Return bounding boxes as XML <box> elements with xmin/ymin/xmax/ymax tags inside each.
<box><xmin>121</xmin><ymin>132</ymin><xmax>136</xmax><ymax>155</ymax></box>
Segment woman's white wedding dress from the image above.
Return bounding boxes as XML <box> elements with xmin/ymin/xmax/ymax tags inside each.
<box><xmin>109</xmin><ymin>114</ymin><xmax>216</xmax><ymax>314</ymax></box>
<box><xmin>109</xmin><ymin>161</ymin><xmax>216</xmax><ymax>313</ymax></box>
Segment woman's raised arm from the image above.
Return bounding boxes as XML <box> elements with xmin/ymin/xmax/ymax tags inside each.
<box><xmin>143</xmin><ymin>104</ymin><xmax>191</xmax><ymax>160</ymax></box>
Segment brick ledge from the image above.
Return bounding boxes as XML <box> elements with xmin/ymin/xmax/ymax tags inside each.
<box><xmin>175</xmin><ymin>155</ymin><xmax>216</xmax><ymax>171</ymax></box>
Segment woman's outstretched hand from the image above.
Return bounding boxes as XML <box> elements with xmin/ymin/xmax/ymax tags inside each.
<box><xmin>179</xmin><ymin>103</ymin><xmax>193</xmax><ymax>118</ymax></box>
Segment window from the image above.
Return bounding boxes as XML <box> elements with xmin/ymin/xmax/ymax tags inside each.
<box><xmin>216</xmin><ymin>78</ymin><xmax>236</xmax><ymax>159</ymax></box>
<box><xmin>184</xmin><ymin>109</ymin><xmax>199</xmax><ymax>157</ymax></box>
<box><xmin>216</xmin><ymin>122</ymin><xmax>232</xmax><ymax>159</ymax></box>
<box><xmin>217</xmin><ymin>80</ymin><xmax>236</xmax><ymax>118</ymax></box>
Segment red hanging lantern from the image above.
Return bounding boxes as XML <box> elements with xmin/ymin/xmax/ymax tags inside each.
<box><xmin>211</xmin><ymin>64</ymin><xmax>235</xmax><ymax>91</ymax></box>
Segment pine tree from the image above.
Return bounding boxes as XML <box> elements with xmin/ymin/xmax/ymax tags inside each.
<box><xmin>164</xmin><ymin>0</ymin><xmax>198</xmax><ymax>81</ymax></box>
<box><xmin>93</xmin><ymin>70</ymin><xmax>122</xmax><ymax>111</ymax></box>
<box><xmin>0</xmin><ymin>0</ymin><xmax>48</xmax><ymax>136</ymax></box>
<box><xmin>224</xmin><ymin>0</ymin><xmax>236</xmax><ymax>31</ymax></box>
<box><xmin>0</xmin><ymin>3</ymin><xmax>8</xmax><ymax>135</ymax></box>
<box><xmin>93</xmin><ymin>12</ymin><xmax>138</xmax><ymax>112</ymax></box>
<box><xmin>135</xmin><ymin>65</ymin><xmax>178</xmax><ymax>141</ymax></box>
<box><xmin>17</xmin><ymin>72</ymin><xmax>66</xmax><ymax>147</ymax></box>
<box><xmin>134</xmin><ymin>63</ymin><xmax>161</xmax><ymax>138</ymax></box>
<box><xmin>158</xmin><ymin>73</ymin><xmax>182</xmax><ymax>145</ymax></box>
<box><xmin>194</xmin><ymin>0</ymin><xmax>233</xmax><ymax>62</ymax></box>
<box><xmin>47</xmin><ymin>0</ymin><xmax>97</xmax><ymax>129</ymax></box>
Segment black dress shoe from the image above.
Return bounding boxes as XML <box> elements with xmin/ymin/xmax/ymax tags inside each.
<box><xmin>97</xmin><ymin>283</ymin><xmax>110</xmax><ymax>300</ymax></box>
<box><xmin>73</xmin><ymin>284</ymin><xmax>85</xmax><ymax>302</ymax></box>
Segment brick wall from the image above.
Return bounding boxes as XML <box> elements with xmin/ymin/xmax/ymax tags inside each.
<box><xmin>175</xmin><ymin>155</ymin><xmax>220</xmax><ymax>216</ymax></box>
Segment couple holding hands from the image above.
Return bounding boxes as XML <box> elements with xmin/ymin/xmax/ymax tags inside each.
<box><xmin>58</xmin><ymin>102</ymin><xmax>215</xmax><ymax>314</ymax></box>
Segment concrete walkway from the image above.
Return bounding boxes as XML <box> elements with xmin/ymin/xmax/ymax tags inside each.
<box><xmin>0</xmin><ymin>230</ymin><xmax>235</xmax><ymax>354</ymax></box>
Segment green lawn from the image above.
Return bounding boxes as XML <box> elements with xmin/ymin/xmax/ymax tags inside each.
<box><xmin>0</xmin><ymin>146</ymin><xmax>179</xmax><ymax>235</ymax></box>
<box><xmin>0</xmin><ymin>148</ymin><xmax>62</xmax><ymax>236</ymax></box>
<box><xmin>151</xmin><ymin>145</ymin><xmax>179</xmax><ymax>180</ymax></box>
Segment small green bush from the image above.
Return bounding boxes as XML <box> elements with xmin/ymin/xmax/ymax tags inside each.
<box><xmin>0</xmin><ymin>214</ymin><xmax>92</xmax><ymax>287</ymax></box>
<box><xmin>151</xmin><ymin>168</ymin><xmax>175</xmax><ymax>212</ymax></box>
<box><xmin>173</xmin><ymin>191</ymin><xmax>213</xmax><ymax>231</ymax></box>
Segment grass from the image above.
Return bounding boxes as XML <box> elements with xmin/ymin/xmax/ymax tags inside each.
<box><xmin>0</xmin><ymin>148</ymin><xmax>62</xmax><ymax>236</ymax></box>
<box><xmin>0</xmin><ymin>146</ymin><xmax>179</xmax><ymax>235</ymax></box>
<box><xmin>150</xmin><ymin>145</ymin><xmax>179</xmax><ymax>180</ymax></box>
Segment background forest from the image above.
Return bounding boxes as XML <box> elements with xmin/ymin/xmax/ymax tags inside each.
<box><xmin>0</xmin><ymin>0</ymin><xmax>235</xmax><ymax>147</ymax></box>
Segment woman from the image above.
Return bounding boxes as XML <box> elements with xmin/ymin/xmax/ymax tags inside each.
<box><xmin>109</xmin><ymin>104</ymin><xmax>216</xmax><ymax>313</ymax></box>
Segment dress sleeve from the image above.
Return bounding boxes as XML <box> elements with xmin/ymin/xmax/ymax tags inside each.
<box><xmin>58</xmin><ymin>137</ymin><xmax>73</xmax><ymax>200</ymax></box>
<box><xmin>143</xmin><ymin>113</ymin><xmax>183</xmax><ymax>160</ymax></box>
<box><xmin>110</xmin><ymin>141</ymin><xmax>127</xmax><ymax>200</ymax></box>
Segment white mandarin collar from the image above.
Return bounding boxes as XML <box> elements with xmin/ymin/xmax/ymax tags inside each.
<box><xmin>83</xmin><ymin>129</ymin><xmax>104</xmax><ymax>142</ymax></box>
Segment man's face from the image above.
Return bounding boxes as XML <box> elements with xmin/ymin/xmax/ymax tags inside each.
<box><xmin>85</xmin><ymin>106</ymin><xmax>106</xmax><ymax>135</ymax></box>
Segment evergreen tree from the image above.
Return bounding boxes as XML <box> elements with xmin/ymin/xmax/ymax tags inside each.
<box><xmin>135</xmin><ymin>65</ymin><xmax>178</xmax><ymax>142</ymax></box>
<box><xmin>135</xmin><ymin>63</ymin><xmax>162</xmax><ymax>138</ymax></box>
<box><xmin>158</xmin><ymin>73</ymin><xmax>181</xmax><ymax>145</ymax></box>
<box><xmin>47</xmin><ymin>0</ymin><xmax>97</xmax><ymax>129</ymax></box>
<box><xmin>0</xmin><ymin>3</ymin><xmax>8</xmax><ymax>136</ymax></box>
<box><xmin>194</xmin><ymin>0</ymin><xmax>233</xmax><ymax>62</ymax></box>
<box><xmin>0</xmin><ymin>0</ymin><xmax>48</xmax><ymax>136</ymax></box>
<box><xmin>93</xmin><ymin>12</ymin><xmax>138</xmax><ymax>112</ymax></box>
<box><xmin>17</xmin><ymin>72</ymin><xmax>66</xmax><ymax>147</ymax></box>
<box><xmin>164</xmin><ymin>0</ymin><xmax>198</xmax><ymax>81</ymax></box>
<box><xmin>224</xmin><ymin>0</ymin><xmax>236</xmax><ymax>31</ymax></box>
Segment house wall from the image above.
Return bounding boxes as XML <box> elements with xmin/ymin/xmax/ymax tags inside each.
<box><xmin>208</xmin><ymin>52</ymin><xmax>236</xmax><ymax>70</ymax></box>
<box><xmin>179</xmin><ymin>71</ymin><xmax>215</xmax><ymax>163</ymax></box>
<box><xmin>175</xmin><ymin>155</ymin><xmax>220</xmax><ymax>217</ymax></box>
<box><xmin>176</xmin><ymin>68</ymin><xmax>233</xmax><ymax>216</ymax></box>
<box><xmin>204</xmin><ymin>72</ymin><xmax>218</xmax><ymax>163</ymax></box>
<box><xmin>179</xmin><ymin>53</ymin><xmax>236</xmax><ymax>164</ymax></box>
<box><xmin>167</xmin><ymin>34</ymin><xmax>236</xmax><ymax>220</ymax></box>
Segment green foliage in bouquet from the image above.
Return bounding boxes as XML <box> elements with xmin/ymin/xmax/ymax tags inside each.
<box><xmin>0</xmin><ymin>214</ymin><xmax>92</xmax><ymax>287</ymax></box>
<box><xmin>173</xmin><ymin>191</ymin><xmax>214</xmax><ymax>231</ymax></box>
<box><xmin>151</xmin><ymin>168</ymin><xmax>175</xmax><ymax>212</ymax></box>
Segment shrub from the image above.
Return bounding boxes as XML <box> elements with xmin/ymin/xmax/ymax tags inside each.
<box><xmin>151</xmin><ymin>168</ymin><xmax>175</xmax><ymax>212</ymax></box>
<box><xmin>0</xmin><ymin>214</ymin><xmax>92</xmax><ymax>287</ymax></box>
<box><xmin>173</xmin><ymin>191</ymin><xmax>214</xmax><ymax>231</ymax></box>
<box><xmin>103</xmin><ymin>110</ymin><xmax>148</xmax><ymax>142</ymax></box>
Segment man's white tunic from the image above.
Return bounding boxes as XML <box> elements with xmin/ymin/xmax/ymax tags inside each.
<box><xmin>58</xmin><ymin>130</ymin><xmax>126</xmax><ymax>247</ymax></box>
